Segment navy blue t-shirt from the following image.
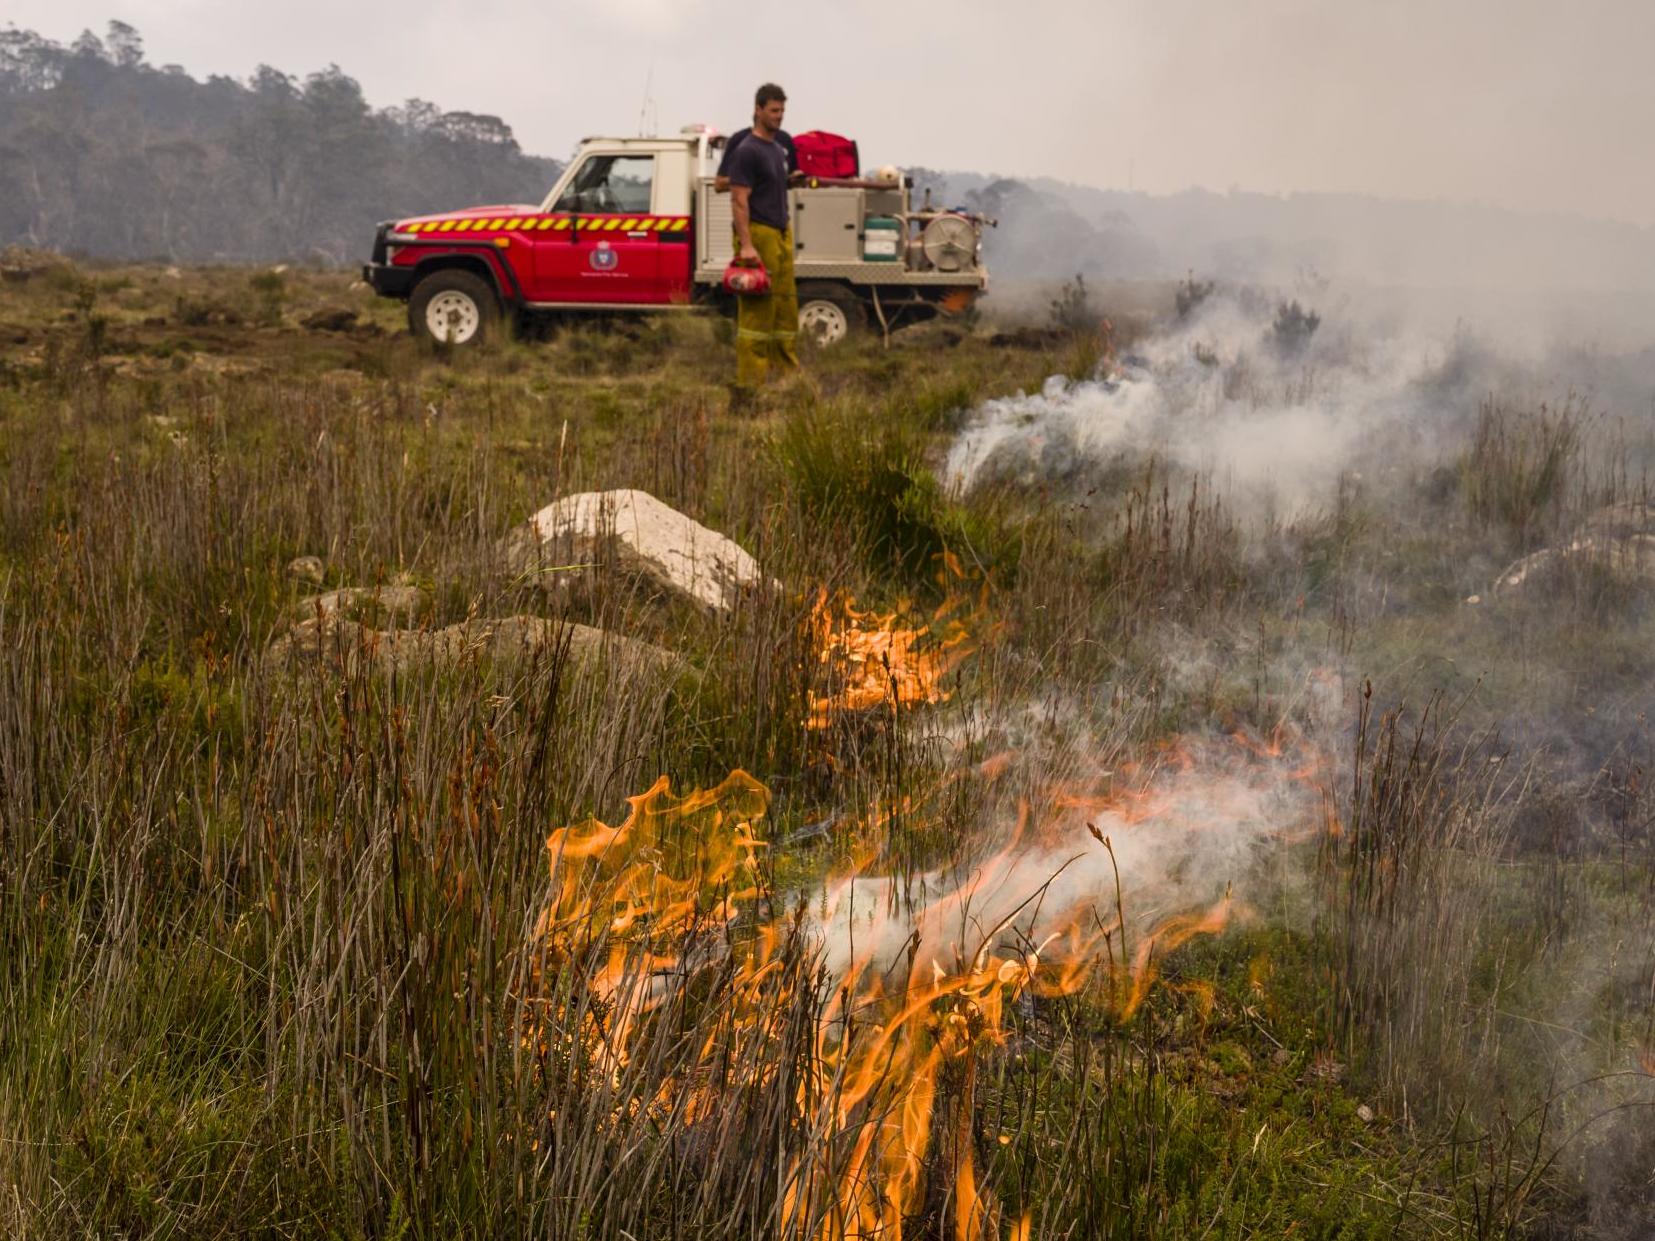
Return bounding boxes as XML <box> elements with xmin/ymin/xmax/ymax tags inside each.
<box><xmin>727</xmin><ymin>133</ymin><xmax>791</xmax><ymax>231</ymax></box>
<box><xmin>719</xmin><ymin>128</ymin><xmax>797</xmax><ymax>177</ymax></box>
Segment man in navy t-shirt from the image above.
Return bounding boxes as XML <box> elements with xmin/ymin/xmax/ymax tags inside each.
<box><xmin>725</xmin><ymin>82</ymin><xmax>799</xmax><ymax>404</ymax></box>
<box><xmin>715</xmin><ymin>125</ymin><xmax>797</xmax><ymax>190</ymax></box>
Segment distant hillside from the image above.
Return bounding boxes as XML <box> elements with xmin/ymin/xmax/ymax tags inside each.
<box><xmin>0</xmin><ymin>22</ymin><xmax>562</xmax><ymax>264</ymax></box>
<box><xmin>910</xmin><ymin>169</ymin><xmax>1655</xmax><ymax>300</ymax></box>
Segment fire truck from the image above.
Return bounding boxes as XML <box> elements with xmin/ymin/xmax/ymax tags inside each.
<box><xmin>362</xmin><ymin>127</ymin><xmax>990</xmax><ymax>349</ymax></box>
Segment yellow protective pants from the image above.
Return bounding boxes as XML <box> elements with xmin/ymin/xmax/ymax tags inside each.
<box><xmin>734</xmin><ymin>222</ymin><xmax>799</xmax><ymax>392</ymax></box>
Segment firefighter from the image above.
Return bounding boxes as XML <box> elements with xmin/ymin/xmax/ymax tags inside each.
<box><xmin>713</xmin><ymin>115</ymin><xmax>797</xmax><ymax>193</ymax></box>
<box><xmin>726</xmin><ymin>82</ymin><xmax>799</xmax><ymax>406</ymax></box>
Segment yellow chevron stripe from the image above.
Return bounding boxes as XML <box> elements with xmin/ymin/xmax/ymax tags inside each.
<box><xmin>438</xmin><ymin>220</ymin><xmax>456</xmax><ymax>232</ymax></box>
<box><xmin>652</xmin><ymin>218</ymin><xmax>669</xmax><ymax>231</ymax></box>
<box><xmin>501</xmin><ymin>218</ymin><xmax>521</xmax><ymax>230</ymax></box>
<box><xmin>487</xmin><ymin>218</ymin><xmax>505</xmax><ymax>230</ymax></box>
<box><xmin>670</xmin><ymin>218</ymin><xmax>688</xmax><ymax>232</ymax></box>
<box><xmin>535</xmin><ymin>217</ymin><xmax>553</xmax><ymax>229</ymax></box>
<box><xmin>552</xmin><ymin>218</ymin><xmax>570</xmax><ymax>230</ymax></box>
<box><xmin>402</xmin><ymin>222</ymin><xmax>420</xmax><ymax>233</ymax></box>
<box><xmin>599</xmin><ymin>218</ymin><xmax>617</xmax><ymax>231</ymax></box>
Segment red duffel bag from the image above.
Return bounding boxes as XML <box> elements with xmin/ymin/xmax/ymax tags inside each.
<box><xmin>794</xmin><ymin>131</ymin><xmax>859</xmax><ymax>179</ymax></box>
<box><xmin>722</xmin><ymin>258</ymin><xmax>771</xmax><ymax>297</ymax></box>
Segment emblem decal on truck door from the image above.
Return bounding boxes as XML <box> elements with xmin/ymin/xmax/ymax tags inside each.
<box><xmin>589</xmin><ymin>241</ymin><xmax>619</xmax><ymax>272</ymax></box>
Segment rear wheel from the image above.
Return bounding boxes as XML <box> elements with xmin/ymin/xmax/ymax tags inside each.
<box><xmin>796</xmin><ymin>283</ymin><xmax>864</xmax><ymax>349</ymax></box>
<box><xmin>409</xmin><ymin>269</ymin><xmax>499</xmax><ymax>348</ymax></box>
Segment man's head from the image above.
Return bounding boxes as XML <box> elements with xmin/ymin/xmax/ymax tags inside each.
<box><xmin>753</xmin><ymin>83</ymin><xmax>786</xmax><ymax>135</ymax></box>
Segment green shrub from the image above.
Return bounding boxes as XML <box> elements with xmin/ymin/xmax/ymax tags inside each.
<box><xmin>1047</xmin><ymin>271</ymin><xmax>1095</xmax><ymax>334</ymax></box>
<box><xmin>777</xmin><ymin>401</ymin><xmax>1010</xmax><ymax>581</ymax></box>
<box><xmin>248</xmin><ymin>268</ymin><xmax>286</xmax><ymax>327</ymax></box>
<box><xmin>1269</xmin><ymin>299</ymin><xmax>1321</xmax><ymax>355</ymax></box>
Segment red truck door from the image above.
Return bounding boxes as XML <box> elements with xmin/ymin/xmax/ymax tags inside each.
<box><xmin>527</xmin><ymin>154</ymin><xmax>670</xmax><ymax>304</ymax></box>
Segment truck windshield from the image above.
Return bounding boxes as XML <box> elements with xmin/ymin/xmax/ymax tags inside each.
<box><xmin>553</xmin><ymin>155</ymin><xmax>655</xmax><ymax>215</ymax></box>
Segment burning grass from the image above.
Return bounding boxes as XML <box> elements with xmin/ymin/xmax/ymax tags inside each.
<box><xmin>524</xmin><ymin>731</ymin><xmax>1323</xmax><ymax>1240</ymax></box>
<box><xmin>805</xmin><ymin>555</ymin><xmax>988</xmax><ymax>731</ymax></box>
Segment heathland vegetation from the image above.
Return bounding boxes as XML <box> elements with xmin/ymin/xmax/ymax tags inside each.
<box><xmin>1</xmin><ymin>258</ymin><xmax>1652</xmax><ymax>1239</ymax></box>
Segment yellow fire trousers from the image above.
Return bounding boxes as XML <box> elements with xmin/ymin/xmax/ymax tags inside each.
<box><xmin>734</xmin><ymin>223</ymin><xmax>799</xmax><ymax>391</ymax></box>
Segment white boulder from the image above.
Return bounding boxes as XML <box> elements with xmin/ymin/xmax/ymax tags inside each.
<box><xmin>503</xmin><ymin>489</ymin><xmax>771</xmax><ymax>613</ymax></box>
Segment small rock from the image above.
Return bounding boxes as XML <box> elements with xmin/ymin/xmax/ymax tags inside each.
<box><xmin>1304</xmin><ymin>1055</ymin><xmax>1346</xmax><ymax>1084</ymax></box>
<box><xmin>1464</xmin><ymin>594</ymin><xmax>1481</xmax><ymax>605</ymax></box>
<box><xmin>1356</xmin><ymin>1103</ymin><xmax>1374</xmax><ymax>1124</ymax></box>
<box><xmin>302</xmin><ymin>307</ymin><xmax>359</xmax><ymax>332</ymax></box>
<box><xmin>296</xmin><ymin>583</ymin><xmax>424</xmax><ymax>623</ymax></box>
<box><xmin>286</xmin><ymin>556</ymin><xmax>325</xmax><ymax>585</ymax></box>
<box><xmin>1495</xmin><ymin>503</ymin><xmax>1655</xmax><ymax>594</ymax></box>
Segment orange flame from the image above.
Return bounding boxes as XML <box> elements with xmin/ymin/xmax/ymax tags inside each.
<box><xmin>807</xmin><ymin>587</ymin><xmax>976</xmax><ymax>729</ymax></box>
<box><xmin>529</xmin><ymin>725</ymin><xmax>1326</xmax><ymax>1237</ymax></box>
<box><xmin>806</xmin><ymin>557</ymin><xmax>991</xmax><ymax>731</ymax></box>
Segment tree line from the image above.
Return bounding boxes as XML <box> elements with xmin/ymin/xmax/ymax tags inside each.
<box><xmin>0</xmin><ymin>22</ymin><xmax>563</xmax><ymax>264</ymax></box>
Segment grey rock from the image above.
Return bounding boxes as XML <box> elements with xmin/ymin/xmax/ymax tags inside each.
<box><xmin>286</xmin><ymin>555</ymin><xmax>325</xmax><ymax>585</ymax></box>
<box><xmin>501</xmin><ymin>488</ymin><xmax>772</xmax><ymax>614</ymax></box>
<box><xmin>266</xmin><ymin>614</ymin><xmax>674</xmax><ymax>677</ymax></box>
<box><xmin>295</xmin><ymin>583</ymin><xmax>425</xmax><ymax>623</ymax></box>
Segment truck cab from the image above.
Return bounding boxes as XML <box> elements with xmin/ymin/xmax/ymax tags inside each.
<box><xmin>364</xmin><ymin>128</ymin><xmax>989</xmax><ymax>349</ymax></box>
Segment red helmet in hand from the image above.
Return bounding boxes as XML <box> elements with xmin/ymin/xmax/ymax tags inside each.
<box><xmin>722</xmin><ymin>259</ymin><xmax>772</xmax><ymax>296</ymax></box>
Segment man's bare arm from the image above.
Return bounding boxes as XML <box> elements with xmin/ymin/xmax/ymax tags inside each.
<box><xmin>730</xmin><ymin>185</ymin><xmax>759</xmax><ymax>263</ymax></box>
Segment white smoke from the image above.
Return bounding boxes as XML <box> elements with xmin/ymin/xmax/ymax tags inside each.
<box><xmin>808</xmin><ymin>725</ymin><xmax>1325</xmax><ymax>988</ymax></box>
<box><xmin>945</xmin><ymin>292</ymin><xmax>1488</xmax><ymax>511</ymax></box>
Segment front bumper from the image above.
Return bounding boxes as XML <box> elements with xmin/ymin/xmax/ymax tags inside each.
<box><xmin>362</xmin><ymin>261</ymin><xmax>415</xmax><ymax>299</ymax></box>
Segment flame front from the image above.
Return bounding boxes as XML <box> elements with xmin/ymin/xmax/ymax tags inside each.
<box><xmin>526</xmin><ymin>728</ymin><xmax>1321</xmax><ymax>1237</ymax></box>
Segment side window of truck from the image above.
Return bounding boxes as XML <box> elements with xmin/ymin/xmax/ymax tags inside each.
<box><xmin>554</xmin><ymin>155</ymin><xmax>655</xmax><ymax>215</ymax></box>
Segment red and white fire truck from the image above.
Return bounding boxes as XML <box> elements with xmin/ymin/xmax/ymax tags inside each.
<box><xmin>362</xmin><ymin>127</ymin><xmax>990</xmax><ymax>349</ymax></box>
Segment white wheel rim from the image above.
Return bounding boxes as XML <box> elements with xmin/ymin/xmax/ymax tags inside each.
<box><xmin>425</xmin><ymin>289</ymin><xmax>481</xmax><ymax>344</ymax></box>
<box><xmin>799</xmin><ymin>300</ymin><xmax>849</xmax><ymax>347</ymax></box>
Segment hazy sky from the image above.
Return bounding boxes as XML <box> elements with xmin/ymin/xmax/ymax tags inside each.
<box><xmin>10</xmin><ymin>1</ymin><xmax>1654</xmax><ymax>227</ymax></box>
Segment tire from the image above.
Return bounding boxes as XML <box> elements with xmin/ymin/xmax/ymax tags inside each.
<box><xmin>796</xmin><ymin>282</ymin><xmax>865</xmax><ymax>349</ymax></box>
<box><xmin>409</xmin><ymin>269</ymin><xmax>499</xmax><ymax>348</ymax></box>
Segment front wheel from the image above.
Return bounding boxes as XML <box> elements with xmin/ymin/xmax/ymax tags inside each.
<box><xmin>409</xmin><ymin>269</ymin><xmax>499</xmax><ymax>348</ymax></box>
<box><xmin>796</xmin><ymin>283</ymin><xmax>865</xmax><ymax>349</ymax></box>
